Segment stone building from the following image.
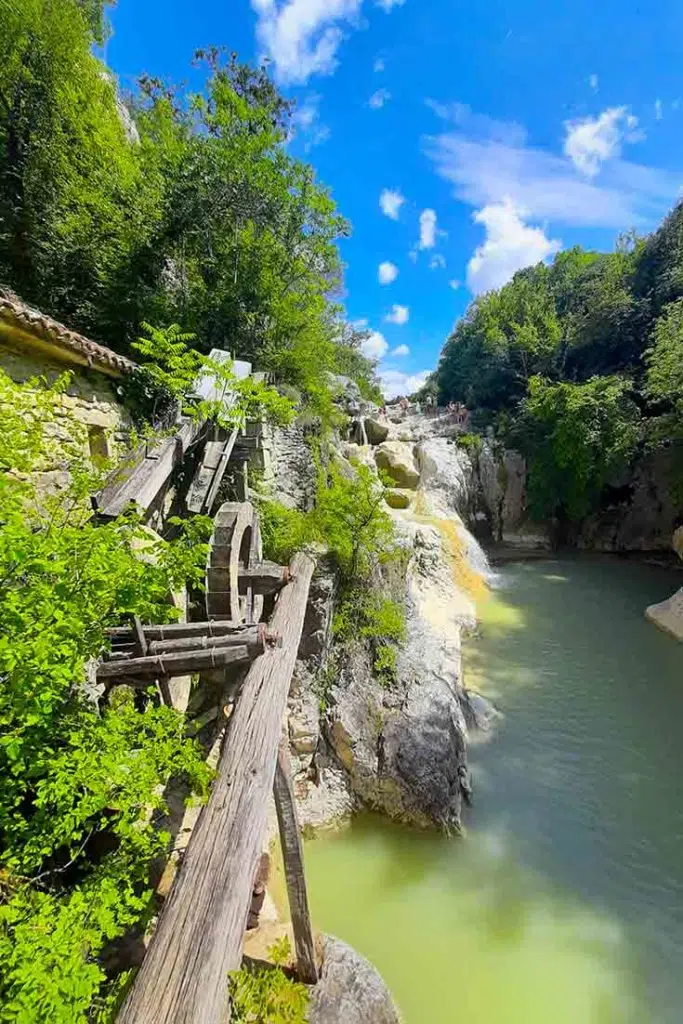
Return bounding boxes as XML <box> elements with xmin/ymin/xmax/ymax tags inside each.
<box><xmin>0</xmin><ymin>290</ymin><xmax>135</xmax><ymax>488</ymax></box>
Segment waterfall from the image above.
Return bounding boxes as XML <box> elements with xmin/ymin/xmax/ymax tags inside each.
<box><xmin>415</xmin><ymin>436</ymin><xmax>495</xmax><ymax>587</ymax></box>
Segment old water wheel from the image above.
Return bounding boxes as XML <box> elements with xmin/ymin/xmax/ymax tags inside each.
<box><xmin>205</xmin><ymin>501</ymin><xmax>287</xmax><ymax>624</ymax></box>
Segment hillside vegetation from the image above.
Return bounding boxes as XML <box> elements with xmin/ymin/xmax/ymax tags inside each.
<box><xmin>431</xmin><ymin>220</ymin><xmax>683</xmax><ymax>525</ymax></box>
<box><xmin>0</xmin><ymin>0</ymin><xmax>380</xmax><ymax>417</ymax></box>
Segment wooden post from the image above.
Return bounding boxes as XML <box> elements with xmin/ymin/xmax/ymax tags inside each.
<box><xmin>117</xmin><ymin>551</ymin><xmax>315</xmax><ymax>1024</ymax></box>
<box><xmin>273</xmin><ymin>741</ymin><xmax>318</xmax><ymax>984</ymax></box>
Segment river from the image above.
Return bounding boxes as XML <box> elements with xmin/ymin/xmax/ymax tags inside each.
<box><xmin>304</xmin><ymin>557</ymin><xmax>683</xmax><ymax>1024</ymax></box>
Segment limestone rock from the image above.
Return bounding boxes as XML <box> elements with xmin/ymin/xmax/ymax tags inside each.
<box><xmin>580</xmin><ymin>447</ymin><xmax>681</xmax><ymax>552</ymax></box>
<box><xmin>375</xmin><ymin>442</ymin><xmax>419</xmax><ymax>490</ymax></box>
<box><xmin>309</xmin><ymin>936</ymin><xmax>401</xmax><ymax>1024</ymax></box>
<box><xmin>673</xmin><ymin>526</ymin><xmax>683</xmax><ymax>560</ymax></box>
<box><xmin>645</xmin><ymin>588</ymin><xmax>683</xmax><ymax>642</ymax></box>
<box><xmin>364</xmin><ymin>417</ymin><xmax>389</xmax><ymax>446</ymax></box>
<box><xmin>384</xmin><ymin>488</ymin><xmax>411</xmax><ymax>510</ymax></box>
<box><xmin>288</xmin><ymin>693</ymin><xmax>320</xmax><ymax>755</ymax></box>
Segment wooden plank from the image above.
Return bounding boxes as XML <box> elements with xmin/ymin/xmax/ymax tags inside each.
<box><xmin>145</xmin><ymin>629</ymin><xmax>275</xmax><ymax>656</ymax></box>
<box><xmin>203</xmin><ymin>427</ymin><xmax>239</xmax><ymax>515</ymax></box>
<box><xmin>273</xmin><ymin>741</ymin><xmax>318</xmax><ymax>984</ymax></box>
<box><xmin>97</xmin><ymin>644</ymin><xmax>251</xmax><ymax>681</ymax></box>
<box><xmin>96</xmin><ymin>420</ymin><xmax>201</xmax><ymax>518</ymax></box>
<box><xmin>187</xmin><ymin>431</ymin><xmax>239</xmax><ymax>515</ymax></box>
<box><xmin>106</xmin><ymin>620</ymin><xmax>245</xmax><ymax>641</ymax></box>
<box><xmin>117</xmin><ymin>551</ymin><xmax>315</xmax><ymax>1024</ymax></box>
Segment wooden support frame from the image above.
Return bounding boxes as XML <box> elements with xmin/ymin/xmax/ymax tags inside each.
<box><xmin>117</xmin><ymin>551</ymin><xmax>315</xmax><ymax>1024</ymax></box>
<box><xmin>273</xmin><ymin>741</ymin><xmax>318</xmax><ymax>984</ymax></box>
<box><xmin>97</xmin><ymin>644</ymin><xmax>251</xmax><ymax>682</ymax></box>
<box><xmin>94</xmin><ymin>419</ymin><xmax>202</xmax><ymax>519</ymax></box>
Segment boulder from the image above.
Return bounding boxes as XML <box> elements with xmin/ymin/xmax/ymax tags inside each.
<box><xmin>364</xmin><ymin>417</ymin><xmax>389</xmax><ymax>446</ymax></box>
<box><xmin>375</xmin><ymin>442</ymin><xmax>420</xmax><ymax>490</ymax></box>
<box><xmin>673</xmin><ymin>525</ymin><xmax>683</xmax><ymax>559</ymax></box>
<box><xmin>384</xmin><ymin>488</ymin><xmax>411</xmax><ymax>510</ymax></box>
<box><xmin>644</xmin><ymin>527</ymin><xmax>683</xmax><ymax>641</ymax></box>
<box><xmin>645</xmin><ymin>588</ymin><xmax>683</xmax><ymax>642</ymax></box>
<box><xmin>309</xmin><ymin>936</ymin><xmax>401</xmax><ymax>1024</ymax></box>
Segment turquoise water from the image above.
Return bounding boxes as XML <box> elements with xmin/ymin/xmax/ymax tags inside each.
<box><xmin>305</xmin><ymin>558</ymin><xmax>683</xmax><ymax>1024</ymax></box>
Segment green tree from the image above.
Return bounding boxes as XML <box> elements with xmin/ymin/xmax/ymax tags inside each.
<box><xmin>519</xmin><ymin>375</ymin><xmax>641</xmax><ymax>523</ymax></box>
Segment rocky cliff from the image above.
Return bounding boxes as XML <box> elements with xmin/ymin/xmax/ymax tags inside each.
<box><xmin>276</xmin><ymin>403</ymin><xmax>497</xmax><ymax>835</ymax></box>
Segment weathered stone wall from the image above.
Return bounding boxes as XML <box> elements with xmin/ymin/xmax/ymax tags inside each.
<box><xmin>0</xmin><ymin>342</ymin><xmax>132</xmax><ymax>492</ymax></box>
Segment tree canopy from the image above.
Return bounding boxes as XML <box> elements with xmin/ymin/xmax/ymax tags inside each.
<box><xmin>0</xmin><ymin>1</ymin><xmax>379</xmax><ymax>415</ymax></box>
<box><xmin>433</xmin><ymin>213</ymin><xmax>683</xmax><ymax>523</ymax></box>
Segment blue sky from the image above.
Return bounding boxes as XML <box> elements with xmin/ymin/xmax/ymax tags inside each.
<box><xmin>105</xmin><ymin>0</ymin><xmax>683</xmax><ymax>396</ymax></box>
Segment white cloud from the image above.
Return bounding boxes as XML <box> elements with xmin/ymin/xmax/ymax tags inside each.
<box><xmin>429</xmin><ymin>254</ymin><xmax>446</xmax><ymax>270</ymax></box>
<box><xmin>376</xmin><ymin>0</ymin><xmax>405</xmax><ymax>10</ymax></box>
<box><xmin>655</xmin><ymin>99</ymin><xmax>663</xmax><ymax>121</ymax></box>
<box><xmin>385</xmin><ymin>304</ymin><xmax>409</xmax><ymax>325</ymax></box>
<box><xmin>292</xmin><ymin>94</ymin><xmax>330</xmax><ymax>149</ymax></box>
<box><xmin>369</xmin><ymin>88</ymin><xmax>391</xmax><ymax>109</ymax></box>
<box><xmin>424</xmin><ymin>111</ymin><xmax>681</xmax><ymax>230</ymax></box>
<box><xmin>467</xmin><ymin>200</ymin><xmax>561</xmax><ymax>295</ymax></box>
<box><xmin>360</xmin><ymin>330</ymin><xmax>389</xmax><ymax>360</ymax></box>
<box><xmin>373</xmin><ymin>56</ymin><xmax>385</xmax><ymax>72</ymax></box>
<box><xmin>449</xmin><ymin>279</ymin><xmax>461</xmax><ymax>290</ymax></box>
<box><xmin>251</xmin><ymin>0</ymin><xmax>362</xmax><ymax>85</ymax></box>
<box><xmin>379</xmin><ymin>188</ymin><xmax>405</xmax><ymax>220</ymax></box>
<box><xmin>589</xmin><ymin>74</ymin><xmax>599</xmax><ymax>92</ymax></box>
<box><xmin>352</xmin><ymin>317</ymin><xmax>369</xmax><ymax>329</ymax></box>
<box><xmin>563</xmin><ymin>106</ymin><xmax>642</xmax><ymax>177</ymax></box>
<box><xmin>419</xmin><ymin>208</ymin><xmax>437</xmax><ymax>249</ymax></box>
<box><xmin>378</xmin><ymin>261</ymin><xmax>399</xmax><ymax>284</ymax></box>
<box><xmin>391</xmin><ymin>343</ymin><xmax>410</xmax><ymax>356</ymax></box>
<box><xmin>379</xmin><ymin>368</ymin><xmax>430</xmax><ymax>399</ymax></box>
<box><xmin>408</xmin><ymin>248</ymin><xmax>418</xmax><ymax>262</ymax></box>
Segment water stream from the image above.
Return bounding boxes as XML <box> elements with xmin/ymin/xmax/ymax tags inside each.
<box><xmin>305</xmin><ymin>557</ymin><xmax>683</xmax><ymax>1024</ymax></box>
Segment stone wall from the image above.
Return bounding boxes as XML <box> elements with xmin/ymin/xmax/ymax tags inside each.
<box><xmin>0</xmin><ymin>342</ymin><xmax>132</xmax><ymax>492</ymax></box>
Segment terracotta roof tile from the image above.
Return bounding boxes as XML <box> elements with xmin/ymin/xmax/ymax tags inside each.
<box><xmin>0</xmin><ymin>290</ymin><xmax>137</xmax><ymax>377</ymax></box>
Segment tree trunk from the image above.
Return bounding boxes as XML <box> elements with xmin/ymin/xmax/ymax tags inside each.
<box><xmin>117</xmin><ymin>551</ymin><xmax>315</xmax><ymax>1024</ymax></box>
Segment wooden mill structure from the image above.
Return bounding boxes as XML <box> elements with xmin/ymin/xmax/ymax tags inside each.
<box><xmin>86</xmin><ymin>361</ymin><xmax>320</xmax><ymax>1023</ymax></box>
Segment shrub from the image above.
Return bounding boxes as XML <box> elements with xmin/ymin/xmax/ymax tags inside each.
<box><xmin>230</xmin><ymin>938</ymin><xmax>309</xmax><ymax>1023</ymax></box>
<box><xmin>0</xmin><ymin>372</ymin><xmax>213</xmax><ymax>1021</ymax></box>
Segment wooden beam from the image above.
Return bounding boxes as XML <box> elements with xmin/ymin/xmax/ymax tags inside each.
<box><xmin>117</xmin><ymin>551</ymin><xmax>315</xmax><ymax>1024</ymax></box>
<box><xmin>108</xmin><ymin>624</ymin><xmax>277</xmax><ymax>652</ymax></box>
<box><xmin>106</xmin><ymin>620</ymin><xmax>247</xmax><ymax>641</ymax></box>
<box><xmin>273</xmin><ymin>741</ymin><xmax>318</xmax><ymax>984</ymax></box>
<box><xmin>187</xmin><ymin>428</ymin><xmax>240</xmax><ymax>515</ymax></box>
<box><xmin>97</xmin><ymin>644</ymin><xmax>251</xmax><ymax>681</ymax></box>
<box><xmin>95</xmin><ymin>419</ymin><xmax>201</xmax><ymax>519</ymax></box>
<box><xmin>203</xmin><ymin>428</ymin><xmax>239</xmax><ymax>514</ymax></box>
<box><xmin>205</xmin><ymin>561</ymin><xmax>290</xmax><ymax>599</ymax></box>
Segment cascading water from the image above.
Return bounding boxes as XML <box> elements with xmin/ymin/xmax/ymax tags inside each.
<box><xmin>415</xmin><ymin>435</ymin><xmax>495</xmax><ymax>587</ymax></box>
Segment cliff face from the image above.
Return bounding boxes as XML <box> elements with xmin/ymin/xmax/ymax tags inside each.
<box><xmin>463</xmin><ymin>438</ymin><xmax>680</xmax><ymax>555</ymax></box>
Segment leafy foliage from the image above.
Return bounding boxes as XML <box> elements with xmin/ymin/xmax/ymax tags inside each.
<box><xmin>645</xmin><ymin>298</ymin><xmax>683</xmax><ymax>441</ymax></box>
<box><xmin>230</xmin><ymin>938</ymin><xmax>309</xmax><ymax>1024</ymax></box>
<box><xmin>124</xmin><ymin>322</ymin><xmax>294</xmax><ymax>429</ymax></box>
<box><xmin>259</xmin><ymin>463</ymin><xmax>406</xmax><ymax>678</ymax></box>
<box><xmin>0</xmin><ymin>9</ymin><xmax>379</xmax><ymax>418</ymax></box>
<box><xmin>518</xmin><ymin>375</ymin><xmax>641</xmax><ymax>521</ymax></box>
<box><xmin>434</xmin><ymin>213</ymin><xmax>683</xmax><ymax>520</ymax></box>
<box><xmin>0</xmin><ymin>371</ymin><xmax>213</xmax><ymax>1021</ymax></box>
